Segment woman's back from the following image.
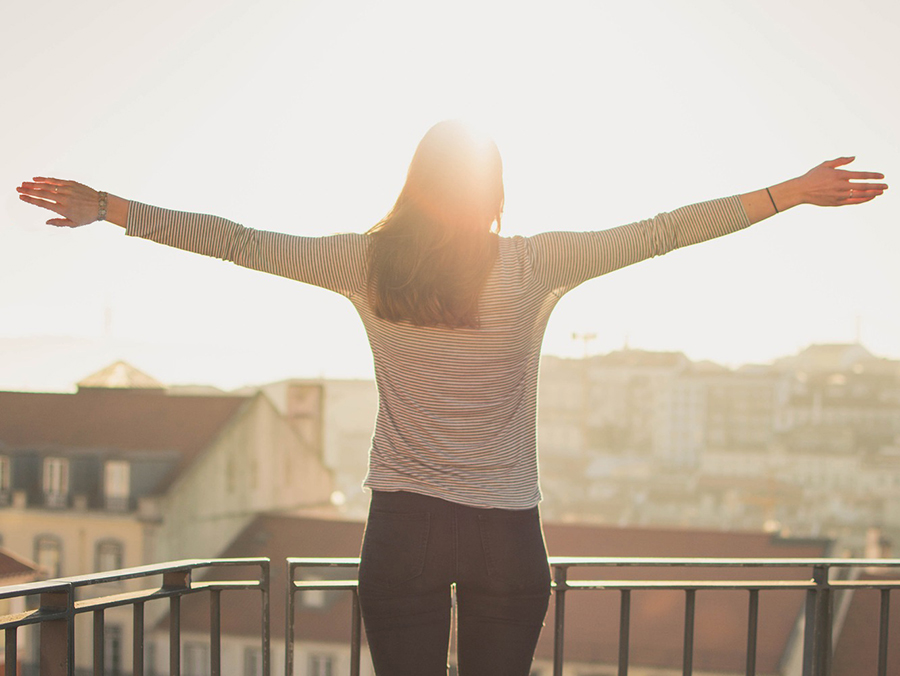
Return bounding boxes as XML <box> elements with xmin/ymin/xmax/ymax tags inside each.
<box><xmin>359</xmin><ymin>235</ymin><xmax>551</xmax><ymax>509</ymax></box>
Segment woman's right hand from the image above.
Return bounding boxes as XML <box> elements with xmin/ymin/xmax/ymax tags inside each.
<box><xmin>17</xmin><ymin>177</ymin><xmax>108</xmax><ymax>227</ymax></box>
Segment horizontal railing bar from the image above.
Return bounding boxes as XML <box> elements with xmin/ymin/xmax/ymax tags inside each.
<box><xmin>191</xmin><ymin>580</ymin><xmax>264</xmax><ymax>591</ymax></box>
<box><xmin>547</xmin><ymin>557</ymin><xmax>900</xmax><ymax>568</ymax></box>
<box><xmin>73</xmin><ymin>586</ymin><xmax>181</xmax><ymax>612</ymax></box>
<box><xmin>287</xmin><ymin>556</ymin><xmax>900</xmax><ymax>570</ymax></box>
<box><xmin>0</xmin><ymin>607</ymin><xmax>71</xmax><ymax>630</ymax></box>
<box><xmin>564</xmin><ymin>580</ymin><xmax>819</xmax><ymax>591</ymax></box>
<box><xmin>560</xmin><ymin>581</ymin><xmax>900</xmax><ymax>591</ymax></box>
<box><xmin>69</xmin><ymin>579</ymin><xmax>264</xmax><ymax>613</ymax></box>
<box><xmin>291</xmin><ymin>581</ymin><xmax>360</xmax><ymax>591</ymax></box>
<box><xmin>288</xmin><ymin>578</ymin><xmax>900</xmax><ymax>593</ymax></box>
<box><xmin>57</xmin><ymin>558</ymin><xmax>269</xmax><ymax>587</ymax></box>
<box><xmin>287</xmin><ymin>557</ymin><xmax>362</xmax><ymax>568</ymax></box>
<box><xmin>0</xmin><ymin>580</ymin><xmax>71</xmax><ymax>601</ymax></box>
<box><xmin>827</xmin><ymin>581</ymin><xmax>900</xmax><ymax>589</ymax></box>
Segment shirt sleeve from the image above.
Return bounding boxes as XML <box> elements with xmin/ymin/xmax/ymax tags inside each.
<box><xmin>125</xmin><ymin>201</ymin><xmax>369</xmax><ymax>298</ymax></box>
<box><xmin>524</xmin><ymin>195</ymin><xmax>751</xmax><ymax>296</ymax></box>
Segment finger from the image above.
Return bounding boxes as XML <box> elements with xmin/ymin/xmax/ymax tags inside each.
<box><xmin>17</xmin><ymin>184</ymin><xmax>64</xmax><ymax>199</ymax></box>
<box><xmin>33</xmin><ymin>177</ymin><xmax>82</xmax><ymax>189</ymax></box>
<box><xmin>838</xmin><ymin>191</ymin><xmax>883</xmax><ymax>205</ymax></box>
<box><xmin>20</xmin><ymin>182</ymin><xmax>75</xmax><ymax>198</ymax></box>
<box><xmin>838</xmin><ymin>171</ymin><xmax>885</xmax><ymax>181</ymax></box>
<box><xmin>18</xmin><ymin>193</ymin><xmax>66</xmax><ymax>215</ymax></box>
<box><xmin>847</xmin><ymin>181</ymin><xmax>889</xmax><ymax>191</ymax></box>
<box><xmin>837</xmin><ymin>170</ymin><xmax>885</xmax><ymax>180</ymax></box>
<box><xmin>823</xmin><ymin>156</ymin><xmax>855</xmax><ymax>168</ymax></box>
<box><xmin>32</xmin><ymin>176</ymin><xmax>70</xmax><ymax>186</ymax></box>
<box><xmin>846</xmin><ymin>194</ymin><xmax>880</xmax><ymax>205</ymax></box>
<box><xmin>46</xmin><ymin>218</ymin><xmax>77</xmax><ymax>227</ymax></box>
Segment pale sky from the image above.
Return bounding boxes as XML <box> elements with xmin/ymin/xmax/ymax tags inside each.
<box><xmin>2</xmin><ymin>0</ymin><xmax>898</xmax><ymax>392</ymax></box>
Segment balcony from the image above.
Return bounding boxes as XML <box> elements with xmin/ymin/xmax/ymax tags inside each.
<box><xmin>1</xmin><ymin>556</ymin><xmax>898</xmax><ymax>676</ymax></box>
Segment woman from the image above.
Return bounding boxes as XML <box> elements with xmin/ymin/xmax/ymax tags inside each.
<box><xmin>17</xmin><ymin>121</ymin><xmax>887</xmax><ymax>675</ymax></box>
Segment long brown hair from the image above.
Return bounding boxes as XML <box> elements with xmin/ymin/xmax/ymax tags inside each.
<box><xmin>367</xmin><ymin>120</ymin><xmax>504</xmax><ymax>328</ymax></box>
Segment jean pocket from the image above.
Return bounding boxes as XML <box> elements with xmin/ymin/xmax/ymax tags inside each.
<box><xmin>477</xmin><ymin>509</ymin><xmax>551</xmax><ymax>592</ymax></box>
<box><xmin>359</xmin><ymin>510</ymin><xmax>431</xmax><ymax>590</ymax></box>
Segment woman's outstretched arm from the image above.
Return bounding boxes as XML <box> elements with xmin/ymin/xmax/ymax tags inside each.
<box><xmin>739</xmin><ymin>157</ymin><xmax>887</xmax><ymax>225</ymax></box>
<box><xmin>527</xmin><ymin>156</ymin><xmax>888</xmax><ymax>296</ymax></box>
<box><xmin>16</xmin><ymin>178</ymin><xmax>368</xmax><ymax>297</ymax></box>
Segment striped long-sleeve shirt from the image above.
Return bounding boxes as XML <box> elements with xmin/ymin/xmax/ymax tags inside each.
<box><xmin>126</xmin><ymin>196</ymin><xmax>750</xmax><ymax>509</ymax></box>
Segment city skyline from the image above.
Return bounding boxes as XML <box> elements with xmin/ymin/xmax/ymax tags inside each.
<box><xmin>0</xmin><ymin>332</ymin><xmax>894</xmax><ymax>394</ymax></box>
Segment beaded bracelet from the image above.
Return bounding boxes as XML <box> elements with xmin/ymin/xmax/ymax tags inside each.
<box><xmin>98</xmin><ymin>191</ymin><xmax>108</xmax><ymax>221</ymax></box>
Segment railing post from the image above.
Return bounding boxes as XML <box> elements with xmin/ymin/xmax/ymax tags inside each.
<box><xmin>618</xmin><ymin>589</ymin><xmax>630</xmax><ymax>676</ymax></box>
<box><xmin>552</xmin><ymin>565</ymin><xmax>568</xmax><ymax>676</ymax></box>
<box><xmin>811</xmin><ymin>564</ymin><xmax>831</xmax><ymax>676</ymax></box>
<box><xmin>5</xmin><ymin>627</ymin><xmax>18</xmax><ymax>676</ymax></box>
<box><xmin>163</xmin><ymin>569</ymin><xmax>191</xmax><ymax>676</ymax></box>
<box><xmin>877</xmin><ymin>588</ymin><xmax>890</xmax><ymax>676</ymax></box>
<box><xmin>351</xmin><ymin>588</ymin><xmax>362</xmax><ymax>676</ymax></box>
<box><xmin>210</xmin><ymin>589</ymin><xmax>221</xmax><ymax>676</ymax></box>
<box><xmin>285</xmin><ymin>561</ymin><xmax>296</xmax><ymax>676</ymax></box>
<box><xmin>133</xmin><ymin>601</ymin><xmax>145</xmax><ymax>676</ymax></box>
<box><xmin>39</xmin><ymin>589</ymin><xmax>72</xmax><ymax>676</ymax></box>
<box><xmin>746</xmin><ymin>589</ymin><xmax>759</xmax><ymax>676</ymax></box>
<box><xmin>802</xmin><ymin>588</ymin><xmax>816</xmax><ymax>676</ymax></box>
<box><xmin>261</xmin><ymin>560</ymin><xmax>271</xmax><ymax>676</ymax></box>
<box><xmin>93</xmin><ymin>609</ymin><xmax>105</xmax><ymax>675</ymax></box>
<box><xmin>683</xmin><ymin>590</ymin><xmax>695</xmax><ymax>676</ymax></box>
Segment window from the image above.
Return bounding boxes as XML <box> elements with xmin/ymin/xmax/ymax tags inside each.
<box><xmin>0</xmin><ymin>455</ymin><xmax>10</xmax><ymax>505</ymax></box>
<box><xmin>308</xmin><ymin>654</ymin><xmax>334</xmax><ymax>676</ymax></box>
<box><xmin>34</xmin><ymin>535</ymin><xmax>63</xmax><ymax>578</ymax></box>
<box><xmin>104</xmin><ymin>461</ymin><xmax>131</xmax><ymax>511</ymax></box>
<box><xmin>105</xmin><ymin>624</ymin><xmax>123</xmax><ymax>676</ymax></box>
<box><xmin>183</xmin><ymin>643</ymin><xmax>209</xmax><ymax>676</ymax></box>
<box><xmin>43</xmin><ymin>457</ymin><xmax>69</xmax><ymax>508</ymax></box>
<box><xmin>301</xmin><ymin>576</ymin><xmax>325</xmax><ymax>609</ymax></box>
<box><xmin>243</xmin><ymin>647</ymin><xmax>263</xmax><ymax>676</ymax></box>
<box><xmin>145</xmin><ymin>642</ymin><xmax>158</xmax><ymax>676</ymax></box>
<box><xmin>95</xmin><ymin>540</ymin><xmax>124</xmax><ymax>572</ymax></box>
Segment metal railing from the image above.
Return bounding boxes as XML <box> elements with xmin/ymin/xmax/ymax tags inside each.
<box><xmin>3</xmin><ymin>556</ymin><xmax>897</xmax><ymax>675</ymax></box>
<box><xmin>0</xmin><ymin>558</ymin><xmax>269</xmax><ymax>676</ymax></box>
<box><xmin>286</xmin><ymin>556</ymin><xmax>900</xmax><ymax>676</ymax></box>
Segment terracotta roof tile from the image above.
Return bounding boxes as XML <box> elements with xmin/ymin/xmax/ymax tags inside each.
<box><xmin>0</xmin><ymin>547</ymin><xmax>42</xmax><ymax>581</ymax></box>
<box><xmin>0</xmin><ymin>389</ymin><xmax>251</xmax><ymax>491</ymax></box>
<box><xmin>0</xmin><ymin>390</ymin><xmax>249</xmax><ymax>456</ymax></box>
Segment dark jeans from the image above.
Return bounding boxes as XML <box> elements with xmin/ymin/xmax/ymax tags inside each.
<box><xmin>358</xmin><ymin>490</ymin><xmax>552</xmax><ymax>676</ymax></box>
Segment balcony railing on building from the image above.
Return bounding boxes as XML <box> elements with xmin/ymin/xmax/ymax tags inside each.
<box><xmin>1</xmin><ymin>556</ymin><xmax>897</xmax><ymax>676</ymax></box>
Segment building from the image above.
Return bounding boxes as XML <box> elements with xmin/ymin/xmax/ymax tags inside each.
<box><xmin>536</xmin><ymin>344</ymin><xmax>900</xmax><ymax>543</ymax></box>
<box><xmin>254</xmin><ymin>378</ymin><xmax>377</xmax><ymax>518</ymax></box>
<box><xmin>0</xmin><ymin>362</ymin><xmax>335</xmax><ymax>674</ymax></box>
<box><xmin>0</xmin><ymin>547</ymin><xmax>43</xmax><ymax>675</ymax></box>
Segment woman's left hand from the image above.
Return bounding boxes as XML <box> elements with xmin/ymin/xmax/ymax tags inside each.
<box><xmin>17</xmin><ymin>177</ymin><xmax>103</xmax><ymax>227</ymax></box>
<box><xmin>794</xmin><ymin>157</ymin><xmax>888</xmax><ymax>208</ymax></box>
